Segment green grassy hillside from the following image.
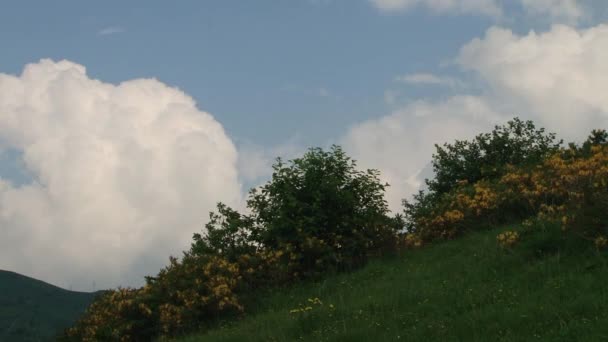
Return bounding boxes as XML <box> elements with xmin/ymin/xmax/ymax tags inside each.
<box><xmin>180</xmin><ymin>225</ymin><xmax>608</xmax><ymax>341</ymax></box>
<box><xmin>64</xmin><ymin>128</ymin><xmax>608</xmax><ymax>341</ymax></box>
<box><xmin>0</xmin><ymin>270</ymin><xmax>99</xmax><ymax>341</ymax></box>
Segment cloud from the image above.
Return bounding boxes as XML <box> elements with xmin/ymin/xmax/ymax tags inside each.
<box><xmin>98</xmin><ymin>26</ymin><xmax>126</xmax><ymax>36</ymax></box>
<box><xmin>280</xmin><ymin>84</ymin><xmax>338</xmax><ymax>100</ymax></box>
<box><xmin>396</xmin><ymin>73</ymin><xmax>461</xmax><ymax>88</ymax></box>
<box><xmin>342</xmin><ymin>96</ymin><xmax>502</xmax><ymax>212</ymax></box>
<box><xmin>458</xmin><ymin>24</ymin><xmax>608</xmax><ymax>140</ymax></box>
<box><xmin>0</xmin><ymin>59</ymin><xmax>242</xmax><ymax>291</ymax></box>
<box><xmin>236</xmin><ymin>139</ymin><xmax>304</xmax><ymax>189</ymax></box>
<box><xmin>343</xmin><ymin>22</ymin><xmax>608</xmax><ymax>211</ymax></box>
<box><xmin>369</xmin><ymin>0</ymin><xmax>588</xmax><ymax>23</ymax></box>
<box><xmin>318</xmin><ymin>87</ymin><xmax>331</xmax><ymax>97</ymax></box>
<box><xmin>369</xmin><ymin>0</ymin><xmax>503</xmax><ymax>17</ymax></box>
<box><xmin>309</xmin><ymin>0</ymin><xmax>334</xmax><ymax>5</ymax></box>
<box><xmin>519</xmin><ymin>0</ymin><xmax>584</xmax><ymax>24</ymax></box>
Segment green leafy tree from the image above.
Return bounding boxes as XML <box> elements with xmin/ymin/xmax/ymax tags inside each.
<box><xmin>564</xmin><ymin>129</ymin><xmax>608</xmax><ymax>159</ymax></box>
<box><xmin>192</xmin><ymin>145</ymin><xmax>396</xmax><ymax>275</ymax></box>
<box><xmin>191</xmin><ymin>203</ymin><xmax>257</xmax><ymax>262</ymax></box>
<box><xmin>427</xmin><ymin>117</ymin><xmax>561</xmax><ymax>196</ymax></box>
<box><xmin>404</xmin><ymin>118</ymin><xmax>561</xmax><ymax>234</ymax></box>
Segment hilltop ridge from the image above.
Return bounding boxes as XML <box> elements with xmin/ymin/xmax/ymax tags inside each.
<box><xmin>0</xmin><ymin>270</ymin><xmax>98</xmax><ymax>341</ymax></box>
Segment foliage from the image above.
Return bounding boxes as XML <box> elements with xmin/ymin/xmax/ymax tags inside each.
<box><xmin>62</xmin><ymin>288</ymin><xmax>147</xmax><ymax>341</ymax></box>
<box><xmin>63</xmin><ymin>253</ymin><xmax>244</xmax><ymax>341</ymax></box>
<box><xmin>66</xmin><ymin>123</ymin><xmax>608</xmax><ymax>341</ymax></box>
<box><xmin>65</xmin><ymin>145</ymin><xmax>398</xmax><ymax>341</ymax></box>
<box><xmin>407</xmin><ymin>127</ymin><xmax>608</xmax><ymax>247</ymax></box>
<box><xmin>191</xmin><ymin>203</ymin><xmax>257</xmax><ymax>262</ymax></box>
<box><xmin>192</xmin><ymin>145</ymin><xmax>397</xmax><ymax>278</ymax></box>
<box><xmin>180</xmin><ymin>226</ymin><xmax>608</xmax><ymax>342</ymax></box>
<box><xmin>496</xmin><ymin>230</ymin><xmax>520</xmax><ymax>249</ymax></box>
<box><xmin>501</xmin><ymin>137</ymin><xmax>608</xmax><ymax>239</ymax></box>
<box><xmin>427</xmin><ymin>117</ymin><xmax>561</xmax><ymax>196</ymax></box>
<box><xmin>403</xmin><ymin>118</ymin><xmax>561</xmax><ymax>236</ymax></box>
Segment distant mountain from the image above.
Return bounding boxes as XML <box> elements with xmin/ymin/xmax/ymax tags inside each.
<box><xmin>0</xmin><ymin>270</ymin><xmax>99</xmax><ymax>341</ymax></box>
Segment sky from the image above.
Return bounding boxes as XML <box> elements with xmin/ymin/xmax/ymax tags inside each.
<box><xmin>1</xmin><ymin>0</ymin><xmax>608</xmax><ymax>291</ymax></box>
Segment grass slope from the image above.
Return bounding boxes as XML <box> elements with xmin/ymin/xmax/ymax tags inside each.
<box><xmin>0</xmin><ymin>270</ymin><xmax>99</xmax><ymax>341</ymax></box>
<box><xmin>181</xmin><ymin>226</ymin><xmax>608</xmax><ymax>341</ymax></box>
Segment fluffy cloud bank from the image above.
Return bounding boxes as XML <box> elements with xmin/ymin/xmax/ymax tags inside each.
<box><xmin>342</xmin><ymin>96</ymin><xmax>502</xmax><ymax>212</ymax></box>
<box><xmin>395</xmin><ymin>73</ymin><xmax>461</xmax><ymax>88</ymax></box>
<box><xmin>369</xmin><ymin>0</ymin><xmax>585</xmax><ymax>23</ymax></box>
<box><xmin>519</xmin><ymin>0</ymin><xmax>584</xmax><ymax>23</ymax></box>
<box><xmin>369</xmin><ymin>0</ymin><xmax>501</xmax><ymax>16</ymax></box>
<box><xmin>344</xmin><ymin>23</ymin><xmax>608</xmax><ymax>211</ymax></box>
<box><xmin>0</xmin><ymin>60</ymin><xmax>242</xmax><ymax>291</ymax></box>
<box><xmin>459</xmin><ymin>24</ymin><xmax>608</xmax><ymax>139</ymax></box>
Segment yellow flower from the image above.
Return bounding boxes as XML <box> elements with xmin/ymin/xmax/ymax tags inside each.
<box><xmin>497</xmin><ymin>231</ymin><xmax>519</xmax><ymax>248</ymax></box>
<box><xmin>595</xmin><ymin>236</ymin><xmax>608</xmax><ymax>249</ymax></box>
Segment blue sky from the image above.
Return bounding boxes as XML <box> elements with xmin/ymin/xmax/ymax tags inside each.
<box><xmin>2</xmin><ymin>0</ymin><xmax>608</xmax><ymax>290</ymax></box>
<box><xmin>1</xmin><ymin>0</ymin><xmax>495</xmax><ymax>146</ymax></box>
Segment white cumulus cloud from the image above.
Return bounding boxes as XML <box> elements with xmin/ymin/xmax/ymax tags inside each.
<box><xmin>344</xmin><ymin>22</ymin><xmax>608</xmax><ymax>211</ymax></box>
<box><xmin>520</xmin><ymin>0</ymin><xmax>584</xmax><ymax>24</ymax></box>
<box><xmin>369</xmin><ymin>0</ymin><xmax>588</xmax><ymax>23</ymax></box>
<box><xmin>458</xmin><ymin>24</ymin><xmax>608</xmax><ymax>140</ymax></box>
<box><xmin>396</xmin><ymin>73</ymin><xmax>461</xmax><ymax>88</ymax></box>
<box><xmin>0</xmin><ymin>59</ymin><xmax>242</xmax><ymax>291</ymax></box>
<box><xmin>369</xmin><ymin>0</ymin><xmax>502</xmax><ymax>17</ymax></box>
<box><xmin>98</xmin><ymin>26</ymin><xmax>126</xmax><ymax>36</ymax></box>
<box><xmin>342</xmin><ymin>96</ymin><xmax>502</xmax><ymax>211</ymax></box>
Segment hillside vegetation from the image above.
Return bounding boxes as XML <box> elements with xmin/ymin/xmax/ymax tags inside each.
<box><xmin>180</xmin><ymin>225</ymin><xmax>608</xmax><ymax>341</ymax></box>
<box><xmin>64</xmin><ymin>118</ymin><xmax>608</xmax><ymax>341</ymax></box>
<box><xmin>0</xmin><ymin>270</ymin><xmax>98</xmax><ymax>341</ymax></box>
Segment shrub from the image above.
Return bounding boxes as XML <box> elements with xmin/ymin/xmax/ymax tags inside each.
<box><xmin>148</xmin><ymin>254</ymin><xmax>244</xmax><ymax>336</ymax></box>
<box><xmin>400</xmin><ymin>233</ymin><xmax>424</xmax><ymax>249</ymax></box>
<box><xmin>64</xmin><ymin>254</ymin><xmax>244</xmax><ymax>341</ymax></box>
<box><xmin>192</xmin><ymin>145</ymin><xmax>397</xmax><ymax>278</ymax></box>
<box><xmin>62</xmin><ymin>288</ymin><xmax>153</xmax><ymax>341</ymax></box>
<box><xmin>66</xmin><ymin>145</ymin><xmax>399</xmax><ymax>341</ymax></box>
<box><xmin>427</xmin><ymin>117</ymin><xmax>561</xmax><ymax>196</ymax></box>
<box><xmin>497</xmin><ymin>231</ymin><xmax>520</xmax><ymax>249</ymax></box>
<box><xmin>595</xmin><ymin>236</ymin><xmax>608</xmax><ymax>250</ymax></box>
<box><xmin>500</xmin><ymin>136</ymin><xmax>608</xmax><ymax>240</ymax></box>
<box><xmin>404</xmin><ymin>126</ymin><xmax>608</xmax><ymax>248</ymax></box>
<box><xmin>403</xmin><ymin>118</ymin><xmax>561</xmax><ymax>239</ymax></box>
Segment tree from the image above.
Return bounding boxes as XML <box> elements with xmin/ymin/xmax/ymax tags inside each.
<box><xmin>403</xmin><ymin>118</ymin><xmax>562</xmax><ymax>234</ymax></box>
<box><xmin>427</xmin><ymin>117</ymin><xmax>561</xmax><ymax>196</ymax></box>
<box><xmin>191</xmin><ymin>145</ymin><xmax>396</xmax><ymax>275</ymax></box>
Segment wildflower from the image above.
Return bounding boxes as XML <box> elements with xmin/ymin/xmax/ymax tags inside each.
<box><xmin>497</xmin><ymin>231</ymin><xmax>519</xmax><ymax>248</ymax></box>
<box><xmin>595</xmin><ymin>236</ymin><xmax>608</xmax><ymax>249</ymax></box>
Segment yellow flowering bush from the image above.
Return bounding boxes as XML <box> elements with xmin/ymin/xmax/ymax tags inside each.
<box><xmin>497</xmin><ymin>231</ymin><xmax>520</xmax><ymax>249</ymax></box>
<box><xmin>289</xmin><ymin>297</ymin><xmax>324</xmax><ymax>314</ymax></box>
<box><xmin>64</xmin><ymin>126</ymin><xmax>608</xmax><ymax>340</ymax></box>
<box><xmin>154</xmin><ymin>255</ymin><xmax>243</xmax><ymax>335</ymax></box>
<box><xmin>595</xmin><ymin>236</ymin><xmax>608</xmax><ymax>250</ymax></box>
<box><xmin>401</xmin><ymin>233</ymin><xmax>424</xmax><ymax>249</ymax></box>
<box><xmin>63</xmin><ymin>287</ymin><xmax>152</xmax><ymax>341</ymax></box>
<box><xmin>64</xmin><ymin>254</ymin><xmax>244</xmax><ymax>341</ymax></box>
<box><xmin>403</xmin><ymin>118</ymin><xmax>561</xmax><ymax>242</ymax></box>
<box><xmin>406</xmin><ymin>128</ymin><xmax>608</xmax><ymax>248</ymax></box>
<box><xmin>65</xmin><ymin>146</ymin><xmax>402</xmax><ymax>341</ymax></box>
<box><xmin>500</xmin><ymin>140</ymin><xmax>608</xmax><ymax>239</ymax></box>
<box><xmin>410</xmin><ymin>180</ymin><xmax>504</xmax><ymax>242</ymax></box>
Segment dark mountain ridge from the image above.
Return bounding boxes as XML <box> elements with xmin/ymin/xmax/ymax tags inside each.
<box><xmin>0</xmin><ymin>270</ymin><xmax>99</xmax><ymax>341</ymax></box>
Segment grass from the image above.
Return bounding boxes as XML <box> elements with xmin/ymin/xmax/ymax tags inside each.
<box><xmin>0</xmin><ymin>270</ymin><xmax>99</xmax><ymax>341</ymax></box>
<box><xmin>178</xmin><ymin>225</ymin><xmax>608</xmax><ymax>341</ymax></box>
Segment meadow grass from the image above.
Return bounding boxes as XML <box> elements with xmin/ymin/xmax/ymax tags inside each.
<box><xmin>178</xmin><ymin>225</ymin><xmax>608</xmax><ymax>341</ymax></box>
